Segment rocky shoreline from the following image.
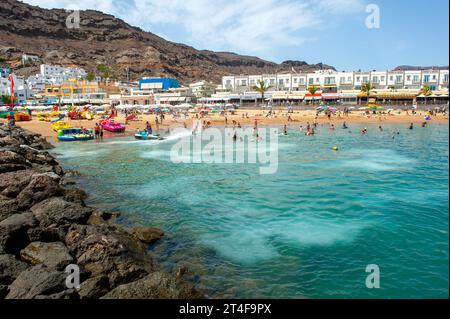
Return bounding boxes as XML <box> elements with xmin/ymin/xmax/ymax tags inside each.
<box><xmin>0</xmin><ymin>123</ymin><xmax>203</xmax><ymax>299</ymax></box>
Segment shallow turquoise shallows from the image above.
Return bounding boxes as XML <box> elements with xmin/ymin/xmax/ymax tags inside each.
<box><xmin>54</xmin><ymin>123</ymin><xmax>449</xmax><ymax>299</ymax></box>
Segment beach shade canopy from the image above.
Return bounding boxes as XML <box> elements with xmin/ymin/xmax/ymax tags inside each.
<box><xmin>359</xmin><ymin>107</ymin><xmax>369</xmax><ymax>110</ymax></box>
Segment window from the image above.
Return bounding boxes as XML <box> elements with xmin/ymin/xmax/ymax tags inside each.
<box><xmin>286</xmin><ymin>79</ymin><xmax>289</xmax><ymax>84</ymax></box>
<box><xmin>293</xmin><ymin>78</ymin><xmax>298</xmax><ymax>84</ymax></box>
<box><xmin>226</xmin><ymin>80</ymin><xmax>231</xmax><ymax>86</ymax></box>
<box><xmin>356</xmin><ymin>77</ymin><xmax>361</xmax><ymax>82</ymax></box>
<box><xmin>340</xmin><ymin>77</ymin><xmax>345</xmax><ymax>84</ymax></box>
<box><xmin>362</xmin><ymin>76</ymin><xmax>368</xmax><ymax>83</ymax></box>
<box><xmin>348</xmin><ymin>77</ymin><xmax>352</xmax><ymax>82</ymax></box>
<box><xmin>407</xmin><ymin>75</ymin><xmax>411</xmax><ymax>81</ymax></box>
<box><xmin>250</xmin><ymin>80</ymin><xmax>255</xmax><ymax>85</ymax></box>
<box><xmin>299</xmin><ymin>78</ymin><xmax>305</xmax><ymax>84</ymax></box>
<box><xmin>270</xmin><ymin>79</ymin><xmax>275</xmax><ymax>85</ymax></box>
<box><xmin>444</xmin><ymin>74</ymin><xmax>449</xmax><ymax>82</ymax></box>
<box><xmin>373</xmin><ymin>76</ymin><xmax>378</xmax><ymax>83</ymax></box>
<box><xmin>413</xmin><ymin>75</ymin><xmax>419</xmax><ymax>83</ymax></box>
<box><xmin>309</xmin><ymin>78</ymin><xmax>314</xmax><ymax>85</ymax></box>
<box><xmin>424</xmin><ymin>75</ymin><xmax>430</xmax><ymax>83</ymax></box>
<box><xmin>381</xmin><ymin>76</ymin><xmax>385</xmax><ymax>82</ymax></box>
<box><xmin>390</xmin><ymin>76</ymin><xmax>394</xmax><ymax>81</ymax></box>
<box><xmin>396</xmin><ymin>75</ymin><xmax>402</xmax><ymax>83</ymax></box>
<box><xmin>316</xmin><ymin>78</ymin><xmax>320</xmax><ymax>83</ymax></box>
<box><xmin>432</xmin><ymin>75</ymin><xmax>437</xmax><ymax>80</ymax></box>
<box><xmin>279</xmin><ymin>79</ymin><xmax>284</xmax><ymax>85</ymax></box>
<box><xmin>241</xmin><ymin>80</ymin><xmax>247</xmax><ymax>86</ymax></box>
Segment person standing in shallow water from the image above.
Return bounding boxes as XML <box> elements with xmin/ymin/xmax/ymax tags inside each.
<box><xmin>409</xmin><ymin>123</ymin><xmax>414</xmax><ymax>130</ymax></box>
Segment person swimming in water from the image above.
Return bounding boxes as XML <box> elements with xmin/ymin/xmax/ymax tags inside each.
<box><xmin>379</xmin><ymin>125</ymin><xmax>383</xmax><ymax>131</ymax></box>
<box><xmin>342</xmin><ymin>122</ymin><xmax>348</xmax><ymax>129</ymax></box>
<box><xmin>361</xmin><ymin>128</ymin><xmax>368</xmax><ymax>134</ymax></box>
<box><xmin>283</xmin><ymin>125</ymin><xmax>288</xmax><ymax>135</ymax></box>
<box><xmin>409</xmin><ymin>123</ymin><xmax>414</xmax><ymax>130</ymax></box>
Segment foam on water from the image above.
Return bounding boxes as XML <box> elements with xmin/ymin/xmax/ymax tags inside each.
<box><xmin>341</xmin><ymin>149</ymin><xmax>416</xmax><ymax>171</ymax></box>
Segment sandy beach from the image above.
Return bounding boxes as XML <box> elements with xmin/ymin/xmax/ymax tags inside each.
<box><xmin>2</xmin><ymin>109</ymin><xmax>448</xmax><ymax>142</ymax></box>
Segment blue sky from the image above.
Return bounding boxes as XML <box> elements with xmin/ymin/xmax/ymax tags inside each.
<box><xmin>24</xmin><ymin>0</ymin><xmax>449</xmax><ymax>71</ymax></box>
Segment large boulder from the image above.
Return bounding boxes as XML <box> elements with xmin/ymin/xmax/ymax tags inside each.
<box><xmin>16</xmin><ymin>175</ymin><xmax>64</xmax><ymax>209</ymax></box>
<box><xmin>0</xmin><ymin>170</ymin><xmax>34</xmax><ymax>196</ymax></box>
<box><xmin>0</xmin><ymin>212</ymin><xmax>37</xmax><ymax>255</ymax></box>
<box><xmin>131</xmin><ymin>227</ymin><xmax>165</xmax><ymax>245</ymax></box>
<box><xmin>0</xmin><ymin>254</ymin><xmax>29</xmax><ymax>285</ymax></box>
<box><xmin>102</xmin><ymin>272</ymin><xmax>203</xmax><ymax>299</ymax></box>
<box><xmin>0</xmin><ymin>150</ymin><xmax>28</xmax><ymax>166</ymax></box>
<box><xmin>63</xmin><ymin>187</ymin><xmax>88</xmax><ymax>204</ymax></box>
<box><xmin>78</xmin><ymin>276</ymin><xmax>110</xmax><ymax>299</ymax></box>
<box><xmin>31</xmin><ymin>197</ymin><xmax>93</xmax><ymax>228</ymax></box>
<box><xmin>65</xmin><ymin>224</ymin><xmax>152</xmax><ymax>288</ymax></box>
<box><xmin>20</xmin><ymin>242</ymin><xmax>73</xmax><ymax>270</ymax></box>
<box><xmin>5</xmin><ymin>264</ymin><xmax>68</xmax><ymax>299</ymax></box>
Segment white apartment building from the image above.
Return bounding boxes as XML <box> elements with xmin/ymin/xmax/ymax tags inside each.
<box><xmin>222</xmin><ymin>69</ymin><xmax>449</xmax><ymax>92</ymax></box>
<box><xmin>27</xmin><ymin>64</ymin><xmax>88</xmax><ymax>92</ymax></box>
<box><xmin>0</xmin><ymin>74</ymin><xmax>33</xmax><ymax>103</ymax></box>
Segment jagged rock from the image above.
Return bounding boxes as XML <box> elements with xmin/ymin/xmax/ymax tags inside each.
<box><xmin>0</xmin><ymin>150</ymin><xmax>28</xmax><ymax>166</ymax></box>
<box><xmin>102</xmin><ymin>272</ymin><xmax>203</xmax><ymax>299</ymax></box>
<box><xmin>31</xmin><ymin>197</ymin><xmax>93</xmax><ymax>228</ymax></box>
<box><xmin>16</xmin><ymin>175</ymin><xmax>64</xmax><ymax>209</ymax></box>
<box><xmin>0</xmin><ymin>196</ymin><xmax>19</xmax><ymax>222</ymax></box>
<box><xmin>65</xmin><ymin>224</ymin><xmax>152</xmax><ymax>288</ymax></box>
<box><xmin>6</xmin><ymin>264</ymin><xmax>68</xmax><ymax>299</ymax></box>
<box><xmin>0</xmin><ymin>254</ymin><xmax>29</xmax><ymax>285</ymax></box>
<box><xmin>20</xmin><ymin>242</ymin><xmax>73</xmax><ymax>270</ymax></box>
<box><xmin>78</xmin><ymin>276</ymin><xmax>110</xmax><ymax>299</ymax></box>
<box><xmin>0</xmin><ymin>170</ymin><xmax>34</xmax><ymax>197</ymax></box>
<box><xmin>63</xmin><ymin>187</ymin><xmax>88</xmax><ymax>204</ymax></box>
<box><xmin>0</xmin><ymin>212</ymin><xmax>37</xmax><ymax>255</ymax></box>
<box><xmin>131</xmin><ymin>227</ymin><xmax>165</xmax><ymax>245</ymax></box>
<box><xmin>35</xmin><ymin>289</ymin><xmax>79</xmax><ymax>299</ymax></box>
<box><xmin>0</xmin><ymin>164</ymin><xmax>29</xmax><ymax>174</ymax></box>
<box><xmin>27</xmin><ymin>226</ymin><xmax>66</xmax><ymax>243</ymax></box>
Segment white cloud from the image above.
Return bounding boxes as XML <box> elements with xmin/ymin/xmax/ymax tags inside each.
<box><xmin>23</xmin><ymin>0</ymin><xmax>365</xmax><ymax>56</ymax></box>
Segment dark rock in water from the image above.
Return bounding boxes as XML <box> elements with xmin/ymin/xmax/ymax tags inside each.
<box><xmin>31</xmin><ymin>197</ymin><xmax>93</xmax><ymax>228</ymax></box>
<box><xmin>0</xmin><ymin>254</ymin><xmax>29</xmax><ymax>285</ymax></box>
<box><xmin>131</xmin><ymin>227</ymin><xmax>165</xmax><ymax>245</ymax></box>
<box><xmin>64</xmin><ymin>170</ymin><xmax>82</xmax><ymax>178</ymax></box>
<box><xmin>65</xmin><ymin>224</ymin><xmax>152</xmax><ymax>288</ymax></box>
<box><xmin>63</xmin><ymin>187</ymin><xmax>88</xmax><ymax>204</ymax></box>
<box><xmin>16</xmin><ymin>175</ymin><xmax>64</xmax><ymax>209</ymax></box>
<box><xmin>20</xmin><ymin>242</ymin><xmax>74</xmax><ymax>270</ymax></box>
<box><xmin>0</xmin><ymin>196</ymin><xmax>19</xmax><ymax>222</ymax></box>
<box><xmin>78</xmin><ymin>276</ymin><xmax>110</xmax><ymax>299</ymax></box>
<box><xmin>0</xmin><ymin>212</ymin><xmax>37</xmax><ymax>255</ymax></box>
<box><xmin>102</xmin><ymin>272</ymin><xmax>203</xmax><ymax>299</ymax></box>
<box><xmin>0</xmin><ymin>170</ymin><xmax>34</xmax><ymax>198</ymax></box>
<box><xmin>6</xmin><ymin>264</ymin><xmax>68</xmax><ymax>299</ymax></box>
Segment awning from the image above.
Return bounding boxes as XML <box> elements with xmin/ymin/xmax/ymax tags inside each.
<box><xmin>322</xmin><ymin>93</ymin><xmax>339</xmax><ymax>100</ymax></box>
<box><xmin>304</xmin><ymin>93</ymin><xmax>322</xmax><ymax>100</ymax></box>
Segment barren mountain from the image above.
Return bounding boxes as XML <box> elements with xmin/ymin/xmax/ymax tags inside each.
<box><xmin>0</xmin><ymin>0</ymin><xmax>335</xmax><ymax>84</ymax></box>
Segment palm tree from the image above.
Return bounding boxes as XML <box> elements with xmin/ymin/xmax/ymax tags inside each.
<box><xmin>360</xmin><ymin>82</ymin><xmax>375</xmax><ymax>105</ymax></box>
<box><xmin>419</xmin><ymin>85</ymin><xmax>433</xmax><ymax>106</ymax></box>
<box><xmin>308</xmin><ymin>86</ymin><xmax>319</xmax><ymax>105</ymax></box>
<box><xmin>252</xmin><ymin>80</ymin><xmax>270</xmax><ymax>106</ymax></box>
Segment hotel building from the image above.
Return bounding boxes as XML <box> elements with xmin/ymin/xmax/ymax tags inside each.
<box><xmin>217</xmin><ymin>69</ymin><xmax>449</xmax><ymax>106</ymax></box>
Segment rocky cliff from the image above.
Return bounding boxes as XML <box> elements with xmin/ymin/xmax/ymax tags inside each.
<box><xmin>0</xmin><ymin>0</ymin><xmax>335</xmax><ymax>84</ymax></box>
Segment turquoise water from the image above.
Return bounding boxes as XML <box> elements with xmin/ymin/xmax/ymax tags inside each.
<box><xmin>53</xmin><ymin>123</ymin><xmax>449</xmax><ymax>299</ymax></box>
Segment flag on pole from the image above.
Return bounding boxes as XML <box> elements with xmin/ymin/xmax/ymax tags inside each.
<box><xmin>7</xmin><ymin>74</ymin><xmax>15</xmax><ymax>108</ymax></box>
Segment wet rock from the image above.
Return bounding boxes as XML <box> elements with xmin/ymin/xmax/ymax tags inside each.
<box><xmin>31</xmin><ymin>197</ymin><xmax>93</xmax><ymax>228</ymax></box>
<box><xmin>65</xmin><ymin>224</ymin><xmax>152</xmax><ymax>288</ymax></box>
<box><xmin>20</xmin><ymin>242</ymin><xmax>73</xmax><ymax>270</ymax></box>
<box><xmin>0</xmin><ymin>196</ymin><xmax>19</xmax><ymax>222</ymax></box>
<box><xmin>78</xmin><ymin>276</ymin><xmax>110</xmax><ymax>299</ymax></box>
<box><xmin>0</xmin><ymin>254</ymin><xmax>29</xmax><ymax>285</ymax></box>
<box><xmin>131</xmin><ymin>227</ymin><xmax>165</xmax><ymax>245</ymax></box>
<box><xmin>102</xmin><ymin>272</ymin><xmax>203</xmax><ymax>299</ymax></box>
<box><xmin>16</xmin><ymin>175</ymin><xmax>64</xmax><ymax>209</ymax></box>
<box><xmin>6</xmin><ymin>264</ymin><xmax>67</xmax><ymax>299</ymax></box>
<box><xmin>0</xmin><ymin>212</ymin><xmax>37</xmax><ymax>255</ymax></box>
<box><xmin>63</xmin><ymin>187</ymin><xmax>88</xmax><ymax>204</ymax></box>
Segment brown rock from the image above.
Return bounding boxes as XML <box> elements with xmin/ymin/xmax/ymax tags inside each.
<box><xmin>20</xmin><ymin>242</ymin><xmax>73</xmax><ymax>270</ymax></box>
<box><xmin>131</xmin><ymin>227</ymin><xmax>165</xmax><ymax>244</ymax></box>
